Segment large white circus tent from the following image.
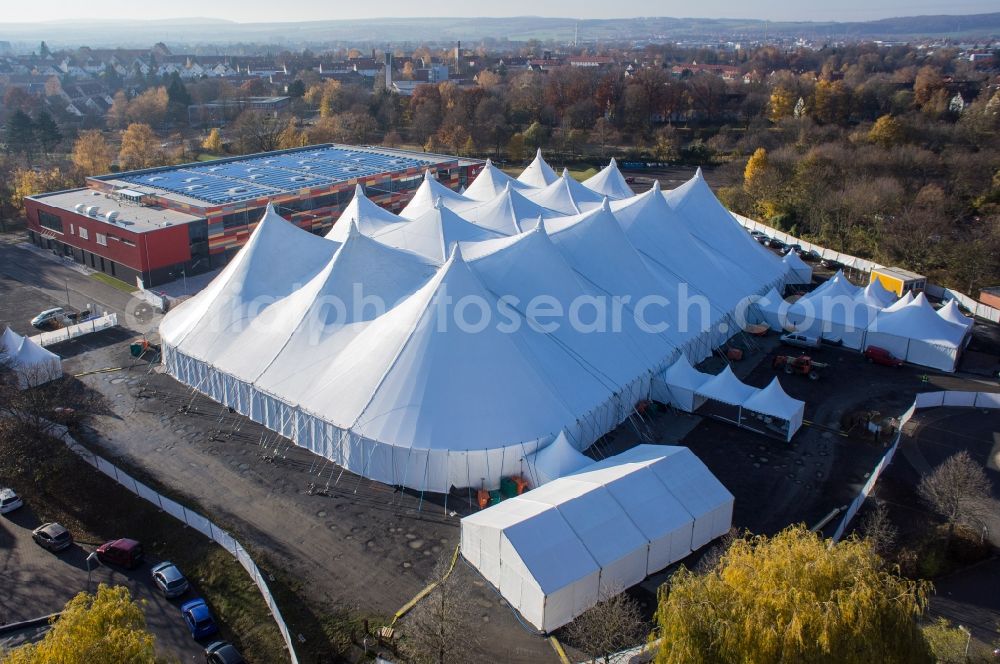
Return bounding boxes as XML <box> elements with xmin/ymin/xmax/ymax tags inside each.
<box><xmin>160</xmin><ymin>155</ymin><xmax>793</xmax><ymax>493</ymax></box>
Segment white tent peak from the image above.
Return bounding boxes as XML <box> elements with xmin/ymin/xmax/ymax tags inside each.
<box><xmin>938</xmin><ymin>299</ymin><xmax>973</xmax><ymax>329</ymax></box>
<box><xmin>373</xmin><ymin>202</ymin><xmax>503</xmax><ymax>263</ymax></box>
<box><xmin>583</xmin><ymin>159</ymin><xmax>635</xmax><ymax>200</ymax></box>
<box><xmin>354</xmin><ymin>183</ymin><xmax>365</xmax><ymax>198</ymax></box>
<box><xmin>694</xmin><ymin>167</ymin><xmax>703</xmax><ymax>179</ymax></box>
<box><xmin>609</xmin><ymin>157</ymin><xmax>617</xmax><ymax>167</ymax></box>
<box><xmin>600</xmin><ymin>196</ymin><xmax>611</xmax><ymax>212</ymax></box>
<box><xmin>347</xmin><ymin>216</ymin><xmax>362</xmax><ymax>239</ymax></box>
<box><xmin>518</xmin><ymin>149</ymin><xmax>559</xmax><ymax>188</ymax></box>
<box><xmin>652</xmin><ymin>179</ymin><xmax>661</xmax><ymax>192</ymax></box>
<box><xmin>449</xmin><ymin>240</ymin><xmax>465</xmax><ymax>264</ymax></box>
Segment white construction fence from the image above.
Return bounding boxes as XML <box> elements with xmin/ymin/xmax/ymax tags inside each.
<box><xmin>832</xmin><ymin>390</ymin><xmax>1000</xmax><ymax>541</ymax></box>
<box><xmin>29</xmin><ymin>313</ymin><xmax>119</xmax><ymax>347</ymax></box>
<box><xmin>732</xmin><ymin>213</ymin><xmax>1000</xmax><ymax>324</ymax></box>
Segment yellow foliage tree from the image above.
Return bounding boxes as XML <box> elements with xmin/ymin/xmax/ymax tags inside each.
<box><xmin>868</xmin><ymin>115</ymin><xmax>904</xmax><ymax>148</ymax></box>
<box><xmin>125</xmin><ymin>87</ymin><xmax>169</xmax><ymax>126</ymax></box>
<box><xmin>653</xmin><ymin>526</ymin><xmax>934</xmax><ymax>664</ymax></box>
<box><xmin>118</xmin><ymin>123</ymin><xmax>164</xmax><ymax>171</ymax></box>
<box><xmin>71</xmin><ymin>129</ymin><xmax>113</xmax><ymax>177</ymax></box>
<box><xmin>4</xmin><ymin>584</ymin><xmax>155</xmax><ymax>664</ymax></box>
<box><xmin>768</xmin><ymin>86</ymin><xmax>795</xmax><ymax>122</ymax></box>
<box><xmin>277</xmin><ymin>118</ymin><xmax>309</xmax><ymax>150</ymax></box>
<box><xmin>12</xmin><ymin>167</ymin><xmax>74</xmax><ymax>214</ymax></box>
<box><xmin>743</xmin><ymin>147</ymin><xmax>769</xmax><ymax>191</ymax></box>
<box><xmin>201</xmin><ymin>127</ymin><xmax>223</xmax><ymax>153</ymax></box>
<box><xmin>106</xmin><ymin>90</ymin><xmax>129</xmax><ymax>129</ymax></box>
<box><xmin>507</xmin><ymin>133</ymin><xmax>526</xmax><ymax>162</ymax></box>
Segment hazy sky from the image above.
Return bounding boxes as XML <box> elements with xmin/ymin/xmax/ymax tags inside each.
<box><xmin>4</xmin><ymin>0</ymin><xmax>997</xmax><ymax>23</ymax></box>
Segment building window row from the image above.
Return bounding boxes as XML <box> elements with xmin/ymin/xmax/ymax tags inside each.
<box><xmin>38</xmin><ymin>210</ymin><xmax>64</xmax><ymax>233</ymax></box>
<box><xmin>78</xmin><ymin>227</ymin><xmax>89</xmax><ymax>240</ymax></box>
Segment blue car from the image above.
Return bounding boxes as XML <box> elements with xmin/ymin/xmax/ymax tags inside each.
<box><xmin>180</xmin><ymin>598</ymin><xmax>218</xmax><ymax>640</ymax></box>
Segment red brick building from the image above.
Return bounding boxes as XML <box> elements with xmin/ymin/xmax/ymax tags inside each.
<box><xmin>25</xmin><ymin>144</ymin><xmax>482</xmax><ymax>287</ymax></box>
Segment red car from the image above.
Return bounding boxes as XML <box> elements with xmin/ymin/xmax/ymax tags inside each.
<box><xmin>96</xmin><ymin>538</ymin><xmax>145</xmax><ymax>569</ymax></box>
<box><xmin>864</xmin><ymin>346</ymin><xmax>904</xmax><ymax>368</ymax></box>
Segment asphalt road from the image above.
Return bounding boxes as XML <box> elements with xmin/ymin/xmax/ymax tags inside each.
<box><xmin>0</xmin><ymin>504</ymin><xmax>204</xmax><ymax>661</ymax></box>
<box><xmin>0</xmin><ymin>235</ymin><xmax>159</xmax><ymax>338</ymax></box>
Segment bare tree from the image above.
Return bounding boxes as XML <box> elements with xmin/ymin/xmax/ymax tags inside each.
<box><xmin>918</xmin><ymin>451</ymin><xmax>993</xmax><ymax>539</ymax></box>
<box><xmin>860</xmin><ymin>500</ymin><xmax>898</xmax><ymax>557</ymax></box>
<box><xmin>398</xmin><ymin>557</ymin><xmax>482</xmax><ymax>664</ymax></box>
<box><xmin>231</xmin><ymin>110</ymin><xmax>285</xmax><ymax>154</ymax></box>
<box><xmin>694</xmin><ymin>527</ymin><xmax>738</xmax><ymax>574</ymax></box>
<box><xmin>563</xmin><ymin>584</ymin><xmax>646</xmax><ymax>664</ymax></box>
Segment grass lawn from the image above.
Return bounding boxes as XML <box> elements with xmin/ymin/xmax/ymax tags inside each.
<box><xmin>197</xmin><ymin>153</ymin><xmax>223</xmax><ymax>161</ymax></box>
<box><xmin>90</xmin><ymin>272</ymin><xmax>136</xmax><ymax>293</ymax></box>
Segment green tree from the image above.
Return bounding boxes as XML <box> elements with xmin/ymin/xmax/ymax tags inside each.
<box><xmin>39</xmin><ymin>41</ymin><xmax>51</xmax><ymax>59</ymax></box>
<box><xmin>5</xmin><ymin>110</ymin><xmax>36</xmax><ymax>156</ymax></box>
<box><xmin>165</xmin><ymin>71</ymin><xmax>192</xmax><ymax>107</ymax></box>
<box><xmin>4</xmin><ymin>584</ymin><xmax>155</xmax><ymax>664</ymax></box>
<box><xmin>287</xmin><ymin>79</ymin><xmax>306</xmax><ymax>98</ymax></box>
<box><xmin>653</xmin><ymin>525</ymin><xmax>934</xmax><ymax>664</ymax></box>
<box><xmin>33</xmin><ymin>110</ymin><xmax>61</xmax><ymax>154</ymax></box>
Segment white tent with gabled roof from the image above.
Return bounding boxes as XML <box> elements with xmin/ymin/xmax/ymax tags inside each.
<box><xmin>326</xmin><ymin>184</ymin><xmax>407</xmax><ymax>242</ymax></box>
<box><xmin>517</xmin><ymin>148</ymin><xmax>558</xmax><ymax>188</ymax></box>
<box><xmin>740</xmin><ymin>377</ymin><xmax>805</xmax><ymax>442</ymax></box>
<box><xmin>938</xmin><ymin>299</ymin><xmax>973</xmax><ymax>330</ymax></box>
<box><xmin>463</xmin><ymin>158</ymin><xmax>534</xmax><ymax>201</ymax></box>
<box><xmin>865</xmin><ymin>296</ymin><xmax>969</xmax><ymax>372</ymax></box>
<box><xmin>524</xmin><ymin>430</ymin><xmax>594</xmax><ymax>486</ymax></box>
<box><xmin>782</xmin><ymin>251</ymin><xmax>812</xmax><ymax>285</ymax></box>
<box><xmin>582</xmin><ymin>158</ymin><xmax>634</xmax><ymax>200</ymax></box>
<box><xmin>651</xmin><ymin>354</ymin><xmax>710</xmax><ymax>412</ymax></box>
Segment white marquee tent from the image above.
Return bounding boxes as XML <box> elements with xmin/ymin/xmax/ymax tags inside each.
<box><xmin>651</xmin><ymin>354</ymin><xmax>710</xmax><ymax>412</ymax></box>
<box><xmin>461</xmin><ymin>444</ymin><xmax>733</xmax><ymax>632</ymax></box>
<box><xmin>938</xmin><ymin>299</ymin><xmax>973</xmax><ymax>330</ymax></box>
<box><xmin>865</xmin><ymin>294</ymin><xmax>969</xmax><ymax>372</ymax></box>
<box><xmin>524</xmin><ymin>431</ymin><xmax>594</xmax><ymax>485</ymax></box>
<box><xmin>161</xmin><ymin>155</ymin><xmax>792</xmax><ymax>492</ymax></box>
<box><xmin>782</xmin><ymin>251</ymin><xmax>812</xmax><ymax>285</ymax></box>
<box><xmin>517</xmin><ymin>148</ymin><xmax>559</xmax><ymax>188</ymax></box>
<box><xmin>462</xmin><ymin>159</ymin><xmax>533</xmax><ymax>201</ymax></box>
<box><xmin>740</xmin><ymin>377</ymin><xmax>805</xmax><ymax>442</ymax></box>
<box><xmin>1</xmin><ymin>326</ymin><xmax>62</xmax><ymax>389</ymax></box>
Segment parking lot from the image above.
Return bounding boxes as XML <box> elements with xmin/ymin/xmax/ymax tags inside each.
<box><xmin>0</xmin><ymin>504</ymin><xmax>204</xmax><ymax>660</ymax></box>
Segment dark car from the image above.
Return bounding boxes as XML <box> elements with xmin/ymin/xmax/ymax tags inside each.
<box><xmin>181</xmin><ymin>598</ymin><xmax>219</xmax><ymax>640</ymax></box>
<box><xmin>801</xmin><ymin>249</ymin><xmax>822</xmax><ymax>262</ymax></box>
<box><xmin>864</xmin><ymin>345</ymin><xmax>904</xmax><ymax>368</ymax></box>
<box><xmin>781</xmin><ymin>244</ymin><xmax>802</xmax><ymax>256</ymax></box>
<box><xmin>624</xmin><ymin>176</ymin><xmax>636</xmax><ymax>184</ymax></box>
<box><xmin>766</xmin><ymin>238</ymin><xmax>786</xmax><ymax>250</ymax></box>
<box><xmin>96</xmin><ymin>538</ymin><xmax>144</xmax><ymax>569</ymax></box>
<box><xmin>205</xmin><ymin>641</ymin><xmax>246</xmax><ymax>664</ymax></box>
<box><xmin>32</xmin><ymin>522</ymin><xmax>73</xmax><ymax>552</ymax></box>
<box><xmin>821</xmin><ymin>257</ymin><xmax>843</xmax><ymax>270</ymax></box>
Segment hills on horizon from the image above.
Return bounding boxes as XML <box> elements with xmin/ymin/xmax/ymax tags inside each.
<box><xmin>3</xmin><ymin>12</ymin><xmax>999</xmax><ymax>48</ymax></box>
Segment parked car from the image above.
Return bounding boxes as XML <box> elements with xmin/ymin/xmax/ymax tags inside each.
<box><xmin>30</xmin><ymin>307</ymin><xmax>94</xmax><ymax>330</ymax></box>
<box><xmin>750</xmin><ymin>230</ymin><xmax>767</xmax><ymax>243</ymax></box>
<box><xmin>766</xmin><ymin>238</ymin><xmax>786</xmax><ymax>250</ymax></box>
<box><xmin>801</xmin><ymin>249</ymin><xmax>822</xmax><ymax>262</ymax></box>
<box><xmin>624</xmin><ymin>176</ymin><xmax>636</xmax><ymax>184</ymax></box>
<box><xmin>205</xmin><ymin>641</ymin><xmax>246</xmax><ymax>664</ymax></box>
<box><xmin>782</xmin><ymin>244</ymin><xmax>802</xmax><ymax>256</ymax></box>
<box><xmin>32</xmin><ymin>522</ymin><xmax>73</xmax><ymax>552</ymax></box>
<box><xmin>0</xmin><ymin>488</ymin><xmax>24</xmax><ymax>514</ymax></box>
<box><xmin>820</xmin><ymin>258</ymin><xmax>843</xmax><ymax>270</ymax></box>
<box><xmin>779</xmin><ymin>332</ymin><xmax>822</xmax><ymax>350</ymax></box>
<box><xmin>151</xmin><ymin>561</ymin><xmax>190</xmax><ymax>598</ymax></box>
<box><xmin>181</xmin><ymin>598</ymin><xmax>219</xmax><ymax>640</ymax></box>
<box><xmin>864</xmin><ymin>345</ymin><xmax>904</xmax><ymax>368</ymax></box>
<box><xmin>96</xmin><ymin>538</ymin><xmax>145</xmax><ymax>569</ymax></box>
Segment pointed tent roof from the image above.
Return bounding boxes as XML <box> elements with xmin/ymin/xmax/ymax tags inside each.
<box><xmin>782</xmin><ymin>250</ymin><xmax>811</xmax><ymax>276</ymax></box>
<box><xmin>544</xmin><ymin>202</ymin><xmax>687</xmax><ymax>353</ymax></box>
<box><xmin>1</xmin><ymin>326</ymin><xmax>24</xmax><ymax>356</ymax></box>
<box><xmin>938</xmin><ymin>300</ymin><xmax>973</xmax><ymax>329</ymax></box>
<box><xmin>517</xmin><ymin>148</ymin><xmax>558</xmax><ymax>188</ymax></box>
<box><xmin>582</xmin><ymin>158</ymin><xmax>634</xmax><ymax>200</ymax></box>
<box><xmin>694</xmin><ymin>365</ymin><xmax>758</xmax><ymax>406</ymax></box>
<box><xmin>610</xmin><ymin>181</ymin><xmax>758</xmax><ymax>310</ymax></box>
<box><xmin>159</xmin><ymin>203</ymin><xmax>339</xmax><ymax>357</ymax></box>
<box><xmin>372</xmin><ymin>201</ymin><xmax>504</xmax><ymax>263</ymax></box>
<box><xmin>458</xmin><ymin>183</ymin><xmax>561</xmax><ymax>236</ymax></box>
<box><xmin>522</xmin><ymin>170</ymin><xmax>605</xmax><ymax>216</ymax></box>
<box><xmin>883</xmin><ymin>290</ymin><xmax>914</xmax><ymax>313</ymax></box>
<box><xmin>465</xmin><ymin>222</ymin><xmax>666</xmax><ymax>385</ymax></box>
<box><xmin>398</xmin><ymin>170</ymin><xmax>471</xmax><ymax>219</ymax></box>
<box><xmin>326</xmin><ymin>184</ymin><xmax>407</xmax><ymax>242</ymax></box>
<box><xmin>221</xmin><ymin>225</ymin><xmax>438</xmax><ymax>387</ymax></box>
<box><xmin>871</xmin><ymin>296</ymin><xmax>968</xmax><ymax>347</ymax></box>
<box><xmin>855</xmin><ymin>283</ymin><xmax>893</xmax><ymax>311</ymax></box>
<box><xmin>10</xmin><ymin>334</ymin><xmax>61</xmax><ymax>388</ymax></box>
<box><xmin>526</xmin><ymin>431</ymin><xmax>595</xmax><ymax>486</ymax></box>
<box><xmin>662</xmin><ymin>354</ymin><xmax>710</xmax><ymax>392</ymax></box>
<box><xmin>742</xmin><ymin>377</ymin><xmax>804</xmax><ymax>422</ymax></box>
<box><xmin>302</xmin><ymin>247</ymin><xmax>616</xmax><ymax>451</ymax></box>
<box><xmin>866</xmin><ymin>279</ymin><xmax>897</xmax><ymax>308</ymax></box>
<box><xmin>663</xmin><ymin>168</ymin><xmax>784</xmax><ymax>286</ymax></box>
<box><xmin>463</xmin><ymin>159</ymin><xmax>533</xmax><ymax>201</ymax></box>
